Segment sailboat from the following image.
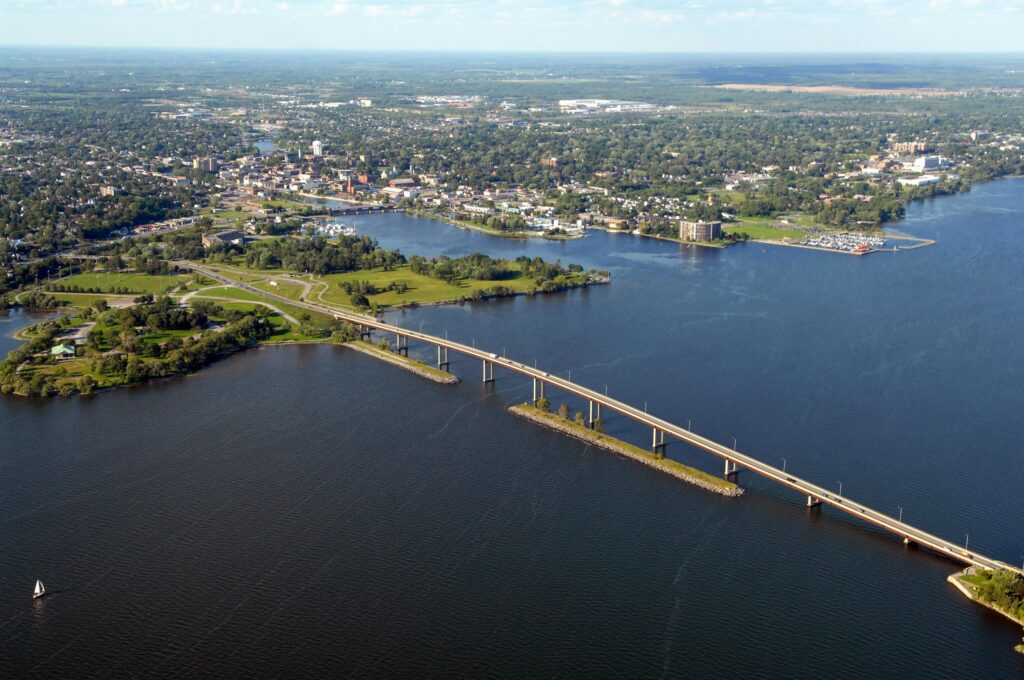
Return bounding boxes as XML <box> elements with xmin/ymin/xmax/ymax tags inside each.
<box><xmin>33</xmin><ymin>580</ymin><xmax>46</xmax><ymax>600</ymax></box>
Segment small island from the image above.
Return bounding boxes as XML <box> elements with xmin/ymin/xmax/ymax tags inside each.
<box><xmin>948</xmin><ymin>567</ymin><xmax>1024</xmax><ymax>654</ymax></box>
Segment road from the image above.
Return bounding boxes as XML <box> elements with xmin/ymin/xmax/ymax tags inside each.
<box><xmin>178</xmin><ymin>260</ymin><xmax>1023</xmax><ymax>575</ymax></box>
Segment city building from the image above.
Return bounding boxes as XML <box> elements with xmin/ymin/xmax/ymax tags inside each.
<box><xmin>193</xmin><ymin>157</ymin><xmax>219</xmax><ymax>173</ymax></box>
<box><xmin>913</xmin><ymin>155</ymin><xmax>941</xmax><ymax>172</ymax></box>
<box><xmin>202</xmin><ymin>230</ymin><xmax>248</xmax><ymax>248</ymax></box>
<box><xmin>898</xmin><ymin>175</ymin><xmax>941</xmax><ymax>187</ymax></box>
<box><xmin>892</xmin><ymin>142</ymin><xmax>933</xmax><ymax>155</ymax></box>
<box><xmin>681</xmin><ymin>220</ymin><xmax>722</xmax><ymax>241</ymax></box>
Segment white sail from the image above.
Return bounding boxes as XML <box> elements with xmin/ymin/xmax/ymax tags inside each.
<box><xmin>33</xmin><ymin>580</ymin><xmax>45</xmax><ymax>598</ymax></box>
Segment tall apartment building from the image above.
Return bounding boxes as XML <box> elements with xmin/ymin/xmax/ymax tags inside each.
<box><xmin>681</xmin><ymin>220</ymin><xmax>723</xmax><ymax>242</ymax></box>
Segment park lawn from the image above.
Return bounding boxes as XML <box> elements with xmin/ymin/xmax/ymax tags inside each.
<box><xmin>727</xmin><ymin>218</ymin><xmax>805</xmax><ymax>240</ymax></box>
<box><xmin>252</xmin><ymin>277</ymin><xmax>307</xmax><ymax>301</ymax></box>
<box><xmin>55</xmin><ymin>271</ymin><xmax>189</xmax><ymax>295</ymax></box>
<box><xmin>264</xmin><ymin>197</ymin><xmax>316</xmax><ymax>212</ymax></box>
<box><xmin>316</xmin><ymin>264</ymin><xmax>537</xmax><ymax>308</ymax></box>
<box><xmin>47</xmin><ymin>292</ymin><xmax>137</xmax><ymax>309</ymax></box>
<box><xmin>201</xmin><ymin>208</ymin><xmax>253</xmax><ymax>220</ymax></box>
<box><xmin>194</xmin><ymin>262</ymin><xmax>284</xmax><ymax>284</ymax></box>
<box><xmin>23</xmin><ymin>357</ymin><xmax>108</xmax><ymax>385</ymax></box>
<box><xmin>137</xmin><ymin>328</ymin><xmax>198</xmax><ymax>346</ymax></box>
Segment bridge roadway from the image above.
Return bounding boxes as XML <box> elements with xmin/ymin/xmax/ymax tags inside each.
<box><xmin>180</xmin><ymin>261</ymin><xmax>1022</xmax><ymax>575</ymax></box>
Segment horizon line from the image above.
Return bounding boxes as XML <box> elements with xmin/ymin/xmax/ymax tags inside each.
<box><xmin>2</xmin><ymin>44</ymin><xmax>1024</xmax><ymax>57</ymax></box>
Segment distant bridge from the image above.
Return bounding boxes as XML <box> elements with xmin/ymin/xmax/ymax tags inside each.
<box><xmin>180</xmin><ymin>260</ymin><xmax>1023</xmax><ymax>576</ymax></box>
<box><xmin>325</xmin><ymin>205</ymin><xmax>398</xmax><ymax>216</ymax></box>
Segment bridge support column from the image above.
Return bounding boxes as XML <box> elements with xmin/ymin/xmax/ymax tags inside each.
<box><xmin>395</xmin><ymin>334</ymin><xmax>408</xmax><ymax>356</ymax></box>
<box><xmin>359</xmin><ymin>325</ymin><xmax>372</xmax><ymax>341</ymax></box>
<box><xmin>651</xmin><ymin>428</ymin><xmax>666</xmax><ymax>458</ymax></box>
<box><xmin>588</xmin><ymin>400</ymin><xmax>602</xmax><ymax>428</ymax></box>
<box><xmin>532</xmin><ymin>378</ymin><xmax>545</xmax><ymax>405</ymax></box>
<box><xmin>482</xmin><ymin>360</ymin><xmax>494</xmax><ymax>383</ymax></box>
<box><xmin>436</xmin><ymin>346</ymin><xmax>450</xmax><ymax>372</ymax></box>
<box><xmin>806</xmin><ymin>495</ymin><xmax>822</xmax><ymax>508</ymax></box>
<box><xmin>724</xmin><ymin>459</ymin><xmax>740</xmax><ymax>480</ymax></box>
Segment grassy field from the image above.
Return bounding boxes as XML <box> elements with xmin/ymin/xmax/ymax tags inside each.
<box><xmin>252</xmin><ymin>277</ymin><xmax>308</xmax><ymax>301</ymax></box>
<box><xmin>54</xmin><ymin>271</ymin><xmax>189</xmax><ymax>295</ymax></box>
<box><xmin>726</xmin><ymin>221</ymin><xmax>806</xmax><ymax>240</ymax></box>
<box><xmin>196</xmin><ymin>263</ymin><xmax>287</xmax><ymax>284</ymax></box>
<box><xmin>317</xmin><ymin>264</ymin><xmax>538</xmax><ymax>308</ymax></box>
<box><xmin>46</xmin><ymin>292</ymin><xmax>137</xmax><ymax>309</ymax></box>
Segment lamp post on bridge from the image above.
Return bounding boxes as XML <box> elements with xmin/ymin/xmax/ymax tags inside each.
<box><xmin>782</xmin><ymin>458</ymin><xmax>787</xmax><ymax>472</ymax></box>
<box><xmin>898</xmin><ymin>506</ymin><xmax>903</xmax><ymax>523</ymax></box>
<box><xmin>965</xmin><ymin>533</ymin><xmax>969</xmax><ymax>550</ymax></box>
<box><xmin>838</xmin><ymin>481</ymin><xmax>843</xmax><ymax>497</ymax></box>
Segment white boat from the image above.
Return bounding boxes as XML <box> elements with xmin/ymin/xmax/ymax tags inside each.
<box><xmin>33</xmin><ymin>579</ymin><xmax>45</xmax><ymax>599</ymax></box>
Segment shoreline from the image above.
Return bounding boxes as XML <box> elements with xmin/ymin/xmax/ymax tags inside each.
<box><xmin>406</xmin><ymin>210</ymin><xmax>584</xmax><ymax>241</ymax></box>
<box><xmin>371</xmin><ymin>276</ymin><xmax>610</xmax><ymax>312</ymax></box>
<box><xmin>947</xmin><ymin>569</ymin><xmax>1024</xmax><ymax>632</ymax></box>
<box><xmin>508</xmin><ymin>403</ymin><xmax>743</xmax><ymax>497</ymax></box>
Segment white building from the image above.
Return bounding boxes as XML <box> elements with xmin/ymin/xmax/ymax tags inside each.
<box><xmin>898</xmin><ymin>175</ymin><xmax>941</xmax><ymax>187</ymax></box>
<box><xmin>913</xmin><ymin>155</ymin><xmax>941</xmax><ymax>172</ymax></box>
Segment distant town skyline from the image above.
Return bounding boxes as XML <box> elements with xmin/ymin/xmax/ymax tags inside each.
<box><xmin>2</xmin><ymin>0</ymin><xmax>1024</xmax><ymax>53</ymax></box>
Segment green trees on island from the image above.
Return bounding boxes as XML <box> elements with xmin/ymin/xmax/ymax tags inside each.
<box><xmin>971</xmin><ymin>570</ymin><xmax>1024</xmax><ymax>623</ymax></box>
<box><xmin>0</xmin><ymin>297</ymin><xmax>274</xmax><ymax>398</ymax></box>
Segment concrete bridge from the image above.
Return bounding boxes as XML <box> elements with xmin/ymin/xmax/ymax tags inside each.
<box><xmin>180</xmin><ymin>260</ymin><xmax>1023</xmax><ymax>576</ymax></box>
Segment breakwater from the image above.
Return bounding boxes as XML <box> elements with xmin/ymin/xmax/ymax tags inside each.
<box><xmin>508</xmin><ymin>404</ymin><xmax>743</xmax><ymax>497</ymax></box>
<box><xmin>346</xmin><ymin>340</ymin><xmax>460</xmax><ymax>385</ymax></box>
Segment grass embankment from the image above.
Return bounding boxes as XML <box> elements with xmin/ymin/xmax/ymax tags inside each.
<box><xmin>345</xmin><ymin>340</ymin><xmax>460</xmax><ymax>384</ymax></box>
<box><xmin>509</xmin><ymin>404</ymin><xmax>743</xmax><ymax>497</ymax></box>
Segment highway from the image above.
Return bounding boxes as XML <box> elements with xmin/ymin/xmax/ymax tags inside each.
<box><xmin>179</xmin><ymin>260</ymin><xmax>1023</xmax><ymax>575</ymax></box>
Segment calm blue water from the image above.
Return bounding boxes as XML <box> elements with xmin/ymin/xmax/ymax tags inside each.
<box><xmin>1</xmin><ymin>180</ymin><xmax>1022</xmax><ymax>677</ymax></box>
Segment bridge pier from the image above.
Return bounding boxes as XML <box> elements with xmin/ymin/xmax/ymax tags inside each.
<box><xmin>651</xmin><ymin>428</ymin><xmax>666</xmax><ymax>458</ymax></box>
<box><xmin>359</xmin><ymin>325</ymin><xmax>372</xmax><ymax>341</ymax></box>
<box><xmin>482</xmin><ymin>360</ymin><xmax>494</xmax><ymax>383</ymax></box>
<box><xmin>395</xmin><ymin>334</ymin><xmax>408</xmax><ymax>356</ymax></box>
<box><xmin>724</xmin><ymin>459</ymin><xmax>740</xmax><ymax>480</ymax></box>
<box><xmin>588</xmin><ymin>400</ymin><xmax>602</xmax><ymax>428</ymax></box>
<box><xmin>532</xmin><ymin>377</ymin><xmax>545</xmax><ymax>404</ymax></box>
<box><xmin>806</xmin><ymin>495</ymin><xmax>822</xmax><ymax>508</ymax></box>
<box><xmin>436</xmin><ymin>346</ymin><xmax>450</xmax><ymax>371</ymax></box>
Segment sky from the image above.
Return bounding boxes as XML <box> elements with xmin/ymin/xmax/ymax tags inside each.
<box><xmin>1</xmin><ymin>0</ymin><xmax>1024</xmax><ymax>52</ymax></box>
